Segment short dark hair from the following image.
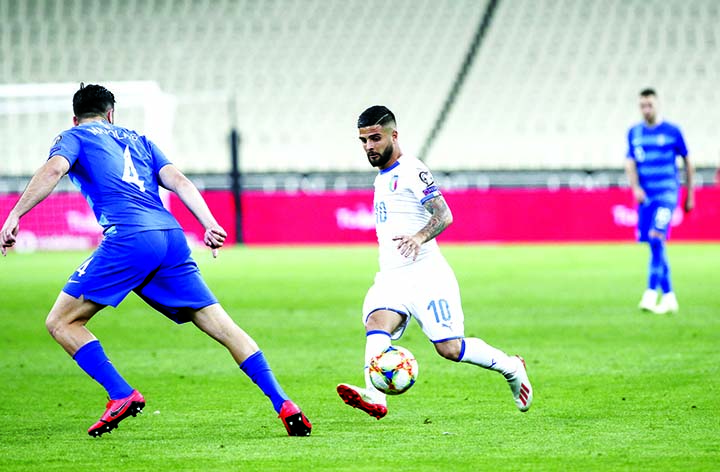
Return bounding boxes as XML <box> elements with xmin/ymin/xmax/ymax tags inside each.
<box><xmin>639</xmin><ymin>88</ymin><xmax>657</xmax><ymax>98</ymax></box>
<box><xmin>357</xmin><ymin>105</ymin><xmax>396</xmax><ymax>129</ymax></box>
<box><xmin>73</xmin><ymin>83</ymin><xmax>115</xmax><ymax>119</ymax></box>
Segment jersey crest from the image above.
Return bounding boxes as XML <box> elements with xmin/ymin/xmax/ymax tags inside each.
<box><xmin>389</xmin><ymin>175</ymin><xmax>399</xmax><ymax>192</ymax></box>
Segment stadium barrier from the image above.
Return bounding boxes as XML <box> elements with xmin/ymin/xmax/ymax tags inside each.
<box><xmin>4</xmin><ymin>187</ymin><xmax>717</xmax><ymax>251</ymax></box>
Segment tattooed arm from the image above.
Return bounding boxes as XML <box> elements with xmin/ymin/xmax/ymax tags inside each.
<box><xmin>393</xmin><ymin>196</ymin><xmax>454</xmax><ymax>260</ymax></box>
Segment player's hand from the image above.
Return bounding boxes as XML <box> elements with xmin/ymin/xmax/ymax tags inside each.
<box><xmin>684</xmin><ymin>192</ymin><xmax>695</xmax><ymax>213</ymax></box>
<box><xmin>1</xmin><ymin>214</ymin><xmax>20</xmax><ymax>257</ymax></box>
<box><xmin>632</xmin><ymin>186</ymin><xmax>646</xmax><ymax>204</ymax></box>
<box><xmin>203</xmin><ymin>224</ymin><xmax>227</xmax><ymax>258</ymax></box>
<box><xmin>393</xmin><ymin>235</ymin><xmax>423</xmax><ymax>261</ymax></box>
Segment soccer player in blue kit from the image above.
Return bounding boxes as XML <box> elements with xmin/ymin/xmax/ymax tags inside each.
<box><xmin>625</xmin><ymin>88</ymin><xmax>695</xmax><ymax>314</ymax></box>
<box><xmin>0</xmin><ymin>84</ymin><xmax>311</xmax><ymax>437</ymax></box>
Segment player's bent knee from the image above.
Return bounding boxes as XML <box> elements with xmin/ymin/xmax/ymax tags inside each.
<box><xmin>434</xmin><ymin>339</ymin><xmax>462</xmax><ymax>361</ymax></box>
<box><xmin>45</xmin><ymin>311</ymin><xmax>61</xmax><ymax>337</ymax></box>
<box><xmin>365</xmin><ymin>310</ymin><xmax>403</xmax><ymax>333</ymax></box>
<box><xmin>45</xmin><ymin>293</ymin><xmax>102</xmax><ymax>337</ymax></box>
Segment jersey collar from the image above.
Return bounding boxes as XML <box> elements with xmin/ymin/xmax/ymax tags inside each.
<box><xmin>379</xmin><ymin>160</ymin><xmax>400</xmax><ymax>174</ymax></box>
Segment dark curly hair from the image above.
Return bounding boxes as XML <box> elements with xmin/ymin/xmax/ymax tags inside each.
<box><xmin>73</xmin><ymin>83</ymin><xmax>115</xmax><ymax>119</ymax></box>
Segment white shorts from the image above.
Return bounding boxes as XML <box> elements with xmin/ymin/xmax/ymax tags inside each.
<box><xmin>362</xmin><ymin>256</ymin><xmax>465</xmax><ymax>343</ymax></box>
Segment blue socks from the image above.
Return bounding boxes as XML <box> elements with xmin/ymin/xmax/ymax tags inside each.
<box><xmin>648</xmin><ymin>238</ymin><xmax>672</xmax><ymax>294</ymax></box>
<box><xmin>240</xmin><ymin>351</ymin><xmax>289</xmax><ymax>413</ymax></box>
<box><xmin>73</xmin><ymin>340</ymin><xmax>134</xmax><ymax>400</ymax></box>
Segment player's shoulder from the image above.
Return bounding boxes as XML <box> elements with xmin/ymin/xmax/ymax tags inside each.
<box><xmin>48</xmin><ymin>126</ymin><xmax>80</xmax><ymax>154</ymax></box>
<box><xmin>628</xmin><ymin>122</ymin><xmax>644</xmax><ymax>135</ymax></box>
<box><xmin>397</xmin><ymin>155</ymin><xmax>432</xmax><ymax>175</ymax></box>
<box><xmin>397</xmin><ymin>155</ymin><xmax>440</xmax><ymax>194</ymax></box>
<box><xmin>660</xmin><ymin>120</ymin><xmax>683</xmax><ymax>134</ymax></box>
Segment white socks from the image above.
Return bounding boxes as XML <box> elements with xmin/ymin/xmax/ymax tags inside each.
<box><xmin>458</xmin><ymin>337</ymin><xmax>516</xmax><ymax>376</ymax></box>
<box><xmin>363</xmin><ymin>331</ymin><xmax>391</xmax><ymax>401</ymax></box>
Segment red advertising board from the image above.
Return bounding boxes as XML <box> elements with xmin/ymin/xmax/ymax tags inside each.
<box><xmin>2</xmin><ymin>187</ymin><xmax>719</xmax><ymax>250</ymax></box>
<box><xmin>176</xmin><ymin>187</ymin><xmax>720</xmax><ymax>244</ymax></box>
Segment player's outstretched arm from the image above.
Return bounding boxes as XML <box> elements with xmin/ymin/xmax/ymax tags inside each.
<box><xmin>683</xmin><ymin>155</ymin><xmax>695</xmax><ymax>213</ymax></box>
<box><xmin>158</xmin><ymin>165</ymin><xmax>227</xmax><ymax>255</ymax></box>
<box><xmin>393</xmin><ymin>195</ymin><xmax>453</xmax><ymax>260</ymax></box>
<box><xmin>1</xmin><ymin>155</ymin><xmax>69</xmax><ymax>256</ymax></box>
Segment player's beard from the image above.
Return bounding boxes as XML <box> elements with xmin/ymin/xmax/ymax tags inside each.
<box><xmin>367</xmin><ymin>143</ymin><xmax>394</xmax><ymax>168</ymax></box>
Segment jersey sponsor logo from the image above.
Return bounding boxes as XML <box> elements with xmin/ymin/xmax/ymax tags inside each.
<box><xmin>389</xmin><ymin>175</ymin><xmax>399</xmax><ymax>192</ymax></box>
<box><xmin>52</xmin><ymin>135</ymin><xmax>62</xmax><ymax>146</ymax></box>
<box><xmin>419</xmin><ymin>170</ymin><xmax>434</xmax><ymax>186</ymax></box>
<box><xmin>657</xmin><ymin>134</ymin><xmax>665</xmax><ymax>146</ymax></box>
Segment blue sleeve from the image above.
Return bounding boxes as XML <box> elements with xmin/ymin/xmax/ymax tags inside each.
<box><xmin>674</xmin><ymin>127</ymin><xmax>688</xmax><ymax>158</ymax></box>
<box><xmin>626</xmin><ymin>128</ymin><xmax>636</xmax><ymax>159</ymax></box>
<box><xmin>48</xmin><ymin>131</ymin><xmax>81</xmax><ymax>167</ymax></box>
<box><xmin>147</xmin><ymin>139</ymin><xmax>172</xmax><ymax>174</ymax></box>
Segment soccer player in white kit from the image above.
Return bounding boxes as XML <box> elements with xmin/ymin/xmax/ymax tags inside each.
<box><xmin>336</xmin><ymin>106</ymin><xmax>533</xmax><ymax>419</ymax></box>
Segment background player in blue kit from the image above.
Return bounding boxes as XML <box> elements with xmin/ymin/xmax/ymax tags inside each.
<box><xmin>625</xmin><ymin>88</ymin><xmax>696</xmax><ymax>314</ymax></box>
<box><xmin>0</xmin><ymin>84</ymin><xmax>311</xmax><ymax>437</ymax></box>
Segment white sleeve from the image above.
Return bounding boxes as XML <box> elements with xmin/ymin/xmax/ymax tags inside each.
<box><xmin>408</xmin><ymin>164</ymin><xmax>442</xmax><ymax>204</ymax></box>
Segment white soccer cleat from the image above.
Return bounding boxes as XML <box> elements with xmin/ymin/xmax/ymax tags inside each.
<box><xmin>638</xmin><ymin>289</ymin><xmax>659</xmax><ymax>312</ymax></box>
<box><xmin>653</xmin><ymin>292</ymin><xmax>679</xmax><ymax>314</ymax></box>
<box><xmin>505</xmin><ymin>356</ymin><xmax>533</xmax><ymax>412</ymax></box>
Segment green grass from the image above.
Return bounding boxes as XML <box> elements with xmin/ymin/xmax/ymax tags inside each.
<box><xmin>0</xmin><ymin>244</ymin><xmax>718</xmax><ymax>471</ymax></box>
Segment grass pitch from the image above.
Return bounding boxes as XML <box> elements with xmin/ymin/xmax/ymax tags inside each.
<box><xmin>0</xmin><ymin>244</ymin><xmax>718</xmax><ymax>471</ymax></box>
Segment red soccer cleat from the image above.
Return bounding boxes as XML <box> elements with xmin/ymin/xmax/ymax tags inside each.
<box><xmin>278</xmin><ymin>400</ymin><xmax>312</xmax><ymax>436</ymax></box>
<box><xmin>87</xmin><ymin>389</ymin><xmax>145</xmax><ymax>437</ymax></box>
<box><xmin>336</xmin><ymin>384</ymin><xmax>387</xmax><ymax>419</ymax></box>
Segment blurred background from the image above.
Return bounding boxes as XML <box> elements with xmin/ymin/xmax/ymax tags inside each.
<box><xmin>1</xmin><ymin>0</ymin><xmax>719</xmax><ymax>248</ymax></box>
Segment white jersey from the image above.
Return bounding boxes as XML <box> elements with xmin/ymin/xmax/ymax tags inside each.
<box><xmin>373</xmin><ymin>155</ymin><xmax>443</xmax><ymax>271</ymax></box>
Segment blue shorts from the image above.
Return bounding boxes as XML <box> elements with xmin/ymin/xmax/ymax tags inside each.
<box><xmin>63</xmin><ymin>229</ymin><xmax>217</xmax><ymax>323</ymax></box>
<box><xmin>637</xmin><ymin>200</ymin><xmax>675</xmax><ymax>242</ymax></box>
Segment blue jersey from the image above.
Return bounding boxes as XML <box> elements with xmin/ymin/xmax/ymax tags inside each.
<box><xmin>626</xmin><ymin>121</ymin><xmax>688</xmax><ymax>205</ymax></box>
<box><xmin>49</xmin><ymin>121</ymin><xmax>181</xmax><ymax>234</ymax></box>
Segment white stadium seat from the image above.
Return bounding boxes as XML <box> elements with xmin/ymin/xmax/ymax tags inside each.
<box><xmin>0</xmin><ymin>0</ymin><xmax>717</xmax><ymax>174</ymax></box>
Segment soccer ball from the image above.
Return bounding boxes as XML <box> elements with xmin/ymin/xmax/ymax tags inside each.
<box><xmin>368</xmin><ymin>346</ymin><xmax>419</xmax><ymax>395</ymax></box>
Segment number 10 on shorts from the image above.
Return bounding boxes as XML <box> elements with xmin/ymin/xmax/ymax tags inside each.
<box><xmin>428</xmin><ymin>299</ymin><xmax>451</xmax><ymax>323</ymax></box>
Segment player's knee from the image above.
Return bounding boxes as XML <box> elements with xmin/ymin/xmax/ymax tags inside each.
<box><xmin>434</xmin><ymin>339</ymin><xmax>462</xmax><ymax>361</ymax></box>
<box><xmin>45</xmin><ymin>310</ymin><xmax>64</xmax><ymax>338</ymax></box>
<box><xmin>365</xmin><ymin>310</ymin><xmax>403</xmax><ymax>333</ymax></box>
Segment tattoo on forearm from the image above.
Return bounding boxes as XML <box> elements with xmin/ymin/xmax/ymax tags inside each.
<box><xmin>419</xmin><ymin>197</ymin><xmax>451</xmax><ymax>243</ymax></box>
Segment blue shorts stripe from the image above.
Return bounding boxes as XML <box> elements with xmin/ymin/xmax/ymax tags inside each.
<box><xmin>431</xmin><ymin>336</ymin><xmax>464</xmax><ymax>344</ymax></box>
<box><xmin>366</xmin><ymin>330</ymin><xmax>391</xmax><ymax>337</ymax></box>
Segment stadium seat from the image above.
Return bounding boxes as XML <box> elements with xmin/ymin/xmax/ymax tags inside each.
<box><xmin>0</xmin><ymin>0</ymin><xmax>717</xmax><ymax>175</ymax></box>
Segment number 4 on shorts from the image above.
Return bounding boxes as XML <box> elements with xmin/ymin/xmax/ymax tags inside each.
<box><xmin>76</xmin><ymin>257</ymin><xmax>94</xmax><ymax>277</ymax></box>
